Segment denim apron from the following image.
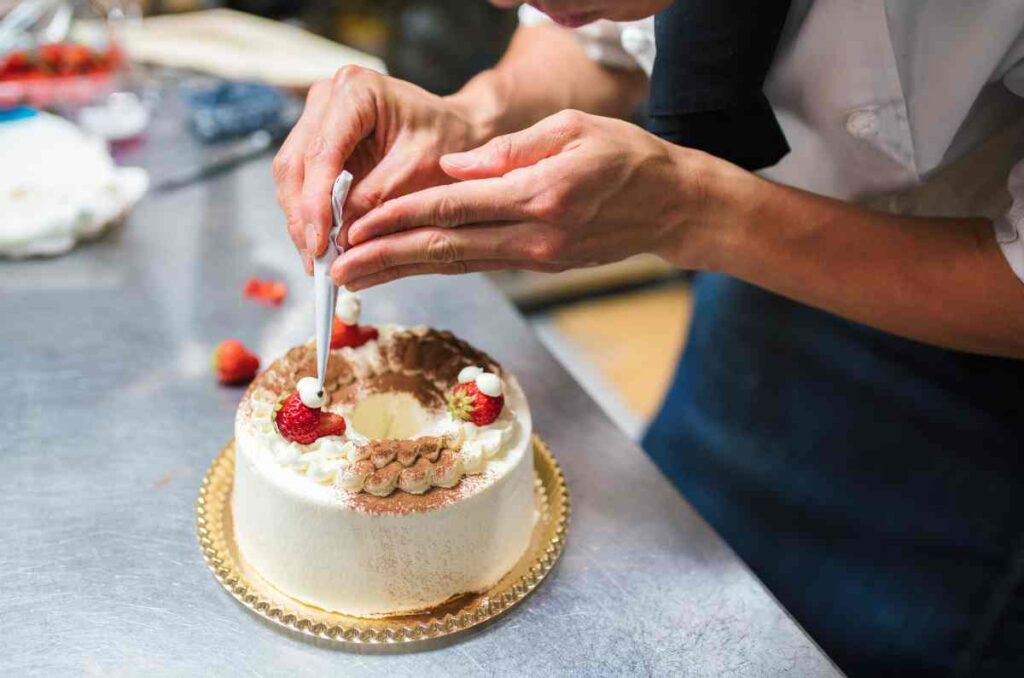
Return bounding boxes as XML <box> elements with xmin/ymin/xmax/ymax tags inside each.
<box><xmin>642</xmin><ymin>2</ymin><xmax>1024</xmax><ymax>672</ymax></box>
<box><xmin>643</xmin><ymin>273</ymin><xmax>1024</xmax><ymax>676</ymax></box>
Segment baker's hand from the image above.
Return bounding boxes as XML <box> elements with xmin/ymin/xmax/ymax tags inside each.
<box><xmin>272</xmin><ymin>66</ymin><xmax>482</xmax><ymax>272</ymax></box>
<box><xmin>333</xmin><ymin>109</ymin><xmax>715</xmax><ymax>289</ymax></box>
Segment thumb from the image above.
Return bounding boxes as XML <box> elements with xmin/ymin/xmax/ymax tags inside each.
<box><xmin>440</xmin><ymin>112</ymin><xmax>579</xmax><ymax>180</ymax></box>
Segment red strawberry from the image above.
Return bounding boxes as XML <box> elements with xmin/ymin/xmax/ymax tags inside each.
<box><xmin>331</xmin><ymin>316</ymin><xmax>378</xmax><ymax>349</ymax></box>
<box><xmin>447</xmin><ymin>381</ymin><xmax>504</xmax><ymax>426</ymax></box>
<box><xmin>317</xmin><ymin>411</ymin><xmax>347</xmax><ymax>438</ymax></box>
<box><xmin>59</xmin><ymin>44</ymin><xmax>93</xmax><ymax>75</ymax></box>
<box><xmin>274</xmin><ymin>392</ymin><xmax>320</xmax><ymax>443</ymax></box>
<box><xmin>274</xmin><ymin>392</ymin><xmax>346</xmax><ymax>444</ymax></box>
<box><xmin>0</xmin><ymin>51</ymin><xmax>30</xmax><ymax>78</ymax></box>
<box><xmin>211</xmin><ymin>339</ymin><xmax>259</xmax><ymax>384</ymax></box>
<box><xmin>243</xmin><ymin>277</ymin><xmax>287</xmax><ymax>306</ymax></box>
<box><xmin>37</xmin><ymin>43</ymin><xmax>64</xmax><ymax>69</ymax></box>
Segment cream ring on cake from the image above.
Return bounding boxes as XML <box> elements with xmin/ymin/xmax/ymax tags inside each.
<box><xmin>232</xmin><ymin>325</ymin><xmax>536</xmax><ymax>617</ymax></box>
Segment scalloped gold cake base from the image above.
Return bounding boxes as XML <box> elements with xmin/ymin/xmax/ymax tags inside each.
<box><xmin>195</xmin><ymin>436</ymin><xmax>569</xmax><ymax>645</ymax></box>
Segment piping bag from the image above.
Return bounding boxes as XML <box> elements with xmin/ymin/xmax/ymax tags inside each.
<box><xmin>312</xmin><ymin>170</ymin><xmax>353</xmax><ymax>401</ymax></box>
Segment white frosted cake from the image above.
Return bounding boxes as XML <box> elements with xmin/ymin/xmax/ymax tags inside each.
<box><xmin>232</xmin><ymin>324</ymin><xmax>536</xmax><ymax>617</ymax></box>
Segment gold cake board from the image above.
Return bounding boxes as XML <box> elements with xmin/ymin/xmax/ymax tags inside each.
<box><xmin>195</xmin><ymin>436</ymin><xmax>570</xmax><ymax>645</ymax></box>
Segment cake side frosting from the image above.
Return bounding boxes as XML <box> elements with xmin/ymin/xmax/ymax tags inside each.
<box><xmin>232</xmin><ymin>426</ymin><xmax>535</xmax><ymax>616</ymax></box>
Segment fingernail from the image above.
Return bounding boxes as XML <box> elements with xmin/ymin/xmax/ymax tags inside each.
<box><xmin>303</xmin><ymin>252</ymin><xmax>313</xmax><ymax>275</ymax></box>
<box><xmin>304</xmin><ymin>223</ymin><xmax>319</xmax><ymax>256</ymax></box>
<box><xmin>441</xmin><ymin>152</ymin><xmax>475</xmax><ymax>170</ymax></box>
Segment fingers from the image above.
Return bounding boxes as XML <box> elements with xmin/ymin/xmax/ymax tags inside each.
<box><xmin>345</xmin><ymin>260</ymin><xmax>515</xmax><ymax>291</ymax></box>
<box><xmin>439</xmin><ymin>108</ymin><xmax>585</xmax><ymax>180</ymax></box>
<box><xmin>333</xmin><ymin>224</ymin><xmax>519</xmax><ymax>284</ymax></box>
<box><xmin>299</xmin><ymin>67</ymin><xmax>381</xmax><ymax>257</ymax></box>
<box><xmin>273</xmin><ymin>81</ymin><xmax>331</xmax><ymax>260</ymax></box>
<box><xmin>332</xmin><ymin>222</ymin><xmax>563</xmax><ymax>285</ymax></box>
<box><xmin>339</xmin><ymin>150</ymin><xmax>426</xmax><ymax>249</ymax></box>
<box><xmin>344</xmin><ymin>109</ymin><xmax>591</xmax><ymax>246</ymax></box>
<box><xmin>347</xmin><ymin>177</ymin><xmax>532</xmax><ymax>245</ymax></box>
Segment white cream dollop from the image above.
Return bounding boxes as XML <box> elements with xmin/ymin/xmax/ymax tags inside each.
<box><xmin>296</xmin><ymin>376</ymin><xmax>326</xmax><ymax>408</ymax></box>
<box><xmin>452</xmin><ymin>404</ymin><xmax>517</xmax><ymax>472</ymax></box>
<box><xmin>475</xmin><ymin>372</ymin><xmax>503</xmax><ymax>397</ymax></box>
<box><xmin>397</xmin><ymin>467</ymin><xmax>433</xmax><ymax>495</ymax></box>
<box><xmin>306</xmin><ymin>457</ymin><xmax>345</xmax><ymax>483</ymax></box>
<box><xmin>458</xmin><ymin>365</ymin><xmax>483</xmax><ymax>383</ymax></box>
<box><xmin>337</xmin><ymin>462</ymin><xmax>371</xmax><ymax>491</ymax></box>
<box><xmin>337</xmin><ymin>293</ymin><xmax>361</xmax><ymax>325</ymax></box>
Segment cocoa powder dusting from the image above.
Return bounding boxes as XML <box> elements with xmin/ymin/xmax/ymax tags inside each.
<box><xmin>242</xmin><ymin>330</ymin><xmax>506</xmax><ymax>507</ymax></box>
<box><xmin>339</xmin><ymin>470</ymin><xmax>494</xmax><ymax>516</ymax></box>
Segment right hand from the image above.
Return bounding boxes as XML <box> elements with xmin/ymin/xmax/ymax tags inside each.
<box><xmin>272</xmin><ymin>66</ymin><xmax>483</xmax><ymax>272</ymax></box>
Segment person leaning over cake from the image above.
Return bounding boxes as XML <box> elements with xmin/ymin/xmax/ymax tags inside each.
<box><xmin>272</xmin><ymin>1</ymin><xmax>1024</xmax><ymax>675</ymax></box>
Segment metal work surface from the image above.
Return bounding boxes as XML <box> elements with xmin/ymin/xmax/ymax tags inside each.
<box><xmin>0</xmin><ymin>141</ymin><xmax>839</xmax><ymax>676</ymax></box>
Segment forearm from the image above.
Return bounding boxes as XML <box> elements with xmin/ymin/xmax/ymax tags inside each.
<box><xmin>446</xmin><ymin>24</ymin><xmax>647</xmax><ymax>143</ymax></box>
<box><xmin>684</xmin><ymin>156</ymin><xmax>1024</xmax><ymax>358</ymax></box>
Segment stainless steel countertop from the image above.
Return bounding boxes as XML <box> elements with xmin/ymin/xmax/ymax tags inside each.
<box><xmin>0</xmin><ymin>121</ymin><xmax>838</xmax><ymax>676</ymax></box>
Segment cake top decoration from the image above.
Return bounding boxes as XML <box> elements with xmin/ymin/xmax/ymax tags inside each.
<box><xmin>274</xmin><ymin>392</ymin><xmax>346</xmax><ymax>444</ymax></box>
<box><xmin>238</xmin><ymin>327</ymin><xmax>516</xmax><ymax>498</ymax></box>
<box><xmin>447</xmin><ymin>367</ymin><xmax>505</xmax><ymax>426</ymax></box>
<box><xmin>296</xmin><ymin>375</ymin><xmax>327</xmax><ymax>408</ymax></box>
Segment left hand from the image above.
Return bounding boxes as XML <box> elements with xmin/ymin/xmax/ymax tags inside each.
<box><xmin>331</xmin><ymin>109</ymin><xmax>717</xmax><ymax>289</ymax></box>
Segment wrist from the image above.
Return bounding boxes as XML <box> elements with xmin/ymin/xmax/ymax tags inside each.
<box><xmin>661</xmin><ymin>147</ymin><xmax>767</xmax><ymax>273</ymax></box>
<box><xmin>444</xmin><ymin>73</ymin><xmax>506</xmax><ymax>150</ymax></box>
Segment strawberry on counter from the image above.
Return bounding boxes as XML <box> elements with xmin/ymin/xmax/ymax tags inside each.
<box><xmin>211</xmin><ymin>339</ymin><xmax>260</xmax><ymax>385</ymax></box>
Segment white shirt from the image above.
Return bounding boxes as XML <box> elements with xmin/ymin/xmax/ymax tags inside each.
<box><xmin>519</xmin><ymin>2</ymin><xmax>1024</xmax><ymax>283</ymax></box>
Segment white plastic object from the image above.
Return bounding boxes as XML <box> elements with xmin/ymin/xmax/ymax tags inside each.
<box><xmin>313</xmin><ymin>170</ymin><xmax>353</xmax><ymax>398</ymax></box>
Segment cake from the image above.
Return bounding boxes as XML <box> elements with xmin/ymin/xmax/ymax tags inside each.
<box><xmin>232</xmin><ymin>323</ymin><xmax>536</xmax><ymax>617</ymax></box>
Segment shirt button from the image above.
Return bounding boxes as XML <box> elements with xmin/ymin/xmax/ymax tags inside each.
<box><xmin>621</xmin><ymin>25</ymin><xmax>653</xmax><ymax>56</ymax></box>
<box><xmin>846</xmin><ymin>109</ymin><xmax>880</xmax><ymax>139</ymax></box>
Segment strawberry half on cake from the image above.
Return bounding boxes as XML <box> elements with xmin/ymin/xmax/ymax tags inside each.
<box><xmin>232</xmin><ymin>324</ymin><xmax>536</xmax><ymax>618</ymax></box>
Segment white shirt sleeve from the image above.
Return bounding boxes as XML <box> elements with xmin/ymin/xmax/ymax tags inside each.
<box><xmin>516</xmin><ymin>5</ymin><xmax>651</xmax><ymax>73</ymax></box>
<box><xmin>994</xmin><ymin>60</ymin><xmax>1024</xmax><ymax>283</ymax></box>
<box><xmin>995</xmin><ymin>159</ymin><xmax>1024</xmax><ymax>282</ymax></box>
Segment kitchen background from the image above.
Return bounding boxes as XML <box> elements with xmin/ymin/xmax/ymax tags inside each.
<box><xmin>1</xmin><ymin>0</ymin><xmax>693</xmax><ymax>437</ymax></box>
